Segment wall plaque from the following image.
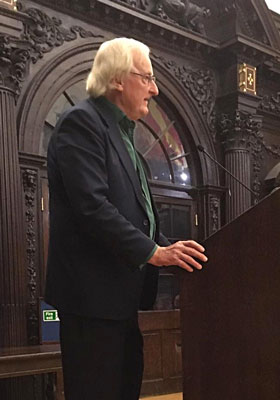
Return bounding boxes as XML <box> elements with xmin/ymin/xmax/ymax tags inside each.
<box><xmin>238</xmin><ymin>63</ymin><xmax>257</xmax><ymax>95</ymax></box>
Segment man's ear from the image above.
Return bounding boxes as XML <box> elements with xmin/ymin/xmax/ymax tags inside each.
<box><xmin>111</xmin><ymin>77</ymin><xmax>124</xmax><ymax>92</ymax></box>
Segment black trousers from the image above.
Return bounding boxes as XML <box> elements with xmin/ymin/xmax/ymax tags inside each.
<box><xmin>59</xmin><ymin>313</ymin><xmax>144</xmax><ymax>400</ymax></box>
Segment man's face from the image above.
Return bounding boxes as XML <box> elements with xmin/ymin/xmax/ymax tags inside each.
<box><xmin>117</xmin><ymin>51</ymin><xmax>159</xmax><ymax>120</ymax></box>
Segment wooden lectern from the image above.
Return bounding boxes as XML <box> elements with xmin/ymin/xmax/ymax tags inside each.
<box><xmin>180</xmin><ymin>188</ymin><xmax>280</xmax><ymax>400</ymax></box>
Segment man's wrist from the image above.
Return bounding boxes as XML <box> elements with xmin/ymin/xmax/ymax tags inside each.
<box><xmin>148</xmin><ymin>245</ymin><xmax>163</xmax><ymax>266</ymax></box>
<box><xmin>145</xmin><ymin>244</ymin><xmax>158</xmax><ymax>264</ymax></box>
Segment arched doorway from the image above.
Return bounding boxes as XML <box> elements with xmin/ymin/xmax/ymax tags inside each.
<box><xmin>18</xmin><ymin>42</ymin><xmax>209</xmax><ymax>310</ymax></box>
<box><xmin>40</xmin><ymin>78</ymin><xmax>198</xmax><ymax>311</ymax></box>
<box><xmin>17</xmin><ymin>41</ymin><xmax>216</xmax><ymax>396</ymax></box>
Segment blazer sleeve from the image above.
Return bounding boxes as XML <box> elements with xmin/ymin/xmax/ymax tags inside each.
<box><xmin>50</xmin><ymin>107</ymin><xmax>156</xmax><ymax>270</ymax></box>
<box><xmin>157</xmin><ymin>232</ymin><xmax>171</xmax><ymax>247</ymax></box>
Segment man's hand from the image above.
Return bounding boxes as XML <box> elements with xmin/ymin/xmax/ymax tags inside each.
<box><xmin>148</xmin><ymin>240</ymin><xmax>208</xmax><ymax>272</ymax></box>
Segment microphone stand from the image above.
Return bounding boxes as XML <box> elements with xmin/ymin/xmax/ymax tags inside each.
<box><xmin>197</xmin><ymin>145</ymin><xmax>257</xmax><ymax>198</ymax></box>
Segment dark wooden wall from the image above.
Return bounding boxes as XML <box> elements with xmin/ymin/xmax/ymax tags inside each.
<box><xmin>1</xmin><ymin>0</ymin><xmax>280</xmax><ymax>398</ymax></box>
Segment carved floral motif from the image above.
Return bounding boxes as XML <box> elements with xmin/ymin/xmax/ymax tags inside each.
<box><xmin>1</xmin><ymin>5</ymin><xmax>103</xmax><ymax>95</ymax></box>
<box><xmin>0</xmin><ymin>34</ymin><xmax>30</xmax><ymax>96</ymax></box>
<box><xmin>17</xmin><ymin>3</ymin><xmax>103</xmax><ymax>63</ymax></box>
<box><xmin>259</xmin><ymin>92</ymin><xmax>280</xmax><ymax>115</ymax></box>
<box><xmin>154</xmin><ymin>55</ymin><xmax>216</xmax><ymax>135</ymax></box>
<box><xmin>219</xmin><ymin>111</ymin><xmax>256</xmax><ymax>149</ymax></box>
<box><xmin>23</xmin><ymin>169</ymin><xmax>39</xmax><ymax>345</ymax></box>
<box><xmin>209</xmin><ymin>195</ymin><xmax>220</xmax><ymax>233</ymax></box>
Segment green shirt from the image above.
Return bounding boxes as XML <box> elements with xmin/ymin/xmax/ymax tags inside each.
<box><xmin>97</xmin><ymin>96</ymin><xmax>158</xmax><ymax>263</ymax></box>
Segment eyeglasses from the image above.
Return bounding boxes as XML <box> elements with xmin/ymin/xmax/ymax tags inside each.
<box><xmin>130</xmin><ymin>72</ymin><xmax>156</xmax><ymax>84</ymax></box>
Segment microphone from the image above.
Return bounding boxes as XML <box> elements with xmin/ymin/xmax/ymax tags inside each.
<box><xmin>197</xmin><ymin>144</ymin><xmax>257</xmax><ymax>197</ymax></box>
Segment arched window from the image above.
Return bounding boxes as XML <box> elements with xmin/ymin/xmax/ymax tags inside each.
<box><xmin>42</xmin><ymin>81</ymin><xmax>191</xmax><ymax>187</ymax></box>
<box><xmin>41</xmin><ymin>79</ymin><xmax>197</xmax><ymax>310</ymax></box>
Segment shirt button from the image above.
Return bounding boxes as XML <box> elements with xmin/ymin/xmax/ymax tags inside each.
<box><xmin>143</xmin><ymin>219</ymin><xmax>149</xmax><ymax>226</ymax></box>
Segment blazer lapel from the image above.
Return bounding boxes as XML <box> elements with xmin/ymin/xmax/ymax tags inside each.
<box><xmin>89</xmin><ymin>98</ymin><xmax>148</xmax><ymax>214</ymax></box>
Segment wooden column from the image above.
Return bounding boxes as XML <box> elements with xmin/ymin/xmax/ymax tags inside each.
<box><xmin>224</xmin><ymin>143</ymin><xmax>251</xmax><ymax>222</ymax></box>
<box><xmin>0</xmin><ymin>30</ymin><xmax>30</xmax><ymax>399</ymax></box>
<box><xmin>219</xmin><ymin>111</ymin><xmax>261</xmax><ymax>223</ymax></box>
<box><xmin>0</xmin><ymin>86</ymin><xmax>27</xmax><ymax>348</ymax></box>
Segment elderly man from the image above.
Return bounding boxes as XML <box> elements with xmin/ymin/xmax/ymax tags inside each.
<box><xmin>45</xmin><ymin>37</ymin><xmax>207</xmax><ymax>400</ymax></box>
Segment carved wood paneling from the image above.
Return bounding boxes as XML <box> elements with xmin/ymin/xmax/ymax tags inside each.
<box><xmin>17</xmin><ymin>2</ymin><xmax>103</xmax><ymax>63</ymax></box>
<box><xmin>139</xmin><ymin>310</ymin><xmax>182</xmax><ymax>396</ymax></box>
<box><xmin>1</xmin><ymin>1</ymin><xmax>280</xmax><ymax>400</ymax></box>
<box><xmin>154</xmin><ymin>54</ymin><xmax>216</xmax><ymax>137</ymax></box>
<box><xmin>209</xmin><ymin>195</ymin><xmax>220</xmax><ymax>233</ymax></box>
<box><xmin>0</xmin><ymin>34</ymin><xmax>30</xmax><ymax>97</ymax></box>
<box><xmin>259</xmin><ymin>92</ymin><xmax>280</xmax><ymax>115</ymax></box>
<box><xmin>219</xmin><ymin>110</ymin><xmax>280</xmax><ymax>209</ymax></box>
<box><xmin>197</xmin><ymin>186</ymin><xmax>224</xmax><ymax>239</ymax></box>
<box><xmin>22</xmin><ymin>168</ymin><xmax>40</xmax><ymax>345</ymax></box>
<box><xmin>0</xmin><ymin>4</ymin><xmax>103</xmax><ymax>100</ymax></box>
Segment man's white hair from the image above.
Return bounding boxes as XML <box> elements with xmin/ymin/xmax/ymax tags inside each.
<box><xmin>86</xmin><ymin>37</ymin><xmax>150</xmax><ymax>98</ymax></box>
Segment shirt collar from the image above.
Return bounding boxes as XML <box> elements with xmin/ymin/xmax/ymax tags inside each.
<box><xmin>97</xmin><ymin>96</ymin><xmax>135</xmax><ymax>129</ymax></box>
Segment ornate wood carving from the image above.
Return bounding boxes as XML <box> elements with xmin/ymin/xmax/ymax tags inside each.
<box><xmin>218</xmin><ymin>111</ymin><xmax>255</xmax><ymax>221</ymax></box>
<box><xmin>142</xmin><ymin>0</ymin><xmax>211</xmax><ymax>35</ymax></box>
<box><xmin>246</xmin><ymin>116</ymin><xmax>264</xmax><ymax>198</ymax></box>
<box><xmin>197</xmin><ymin>186</ymin><xmax>224</xmax><ymax>239</ymax></box>
<box><xmin>154</xmin><ymin>54</ymin><xmax>216</xmax><ymax>135</ymax></box>
<box><xmin>17</xmin><ymin>3</ymin><xmax>103</xmax><ymax>63</ymax></box>
<box><xmin>22</xmin><ymin>168</ymin><xmax>39</xmax><ymax>345</ymax></box>
<box><xmin>16</xmin><ymin>0</ymin><xmax>218</xmax><ymax>63</ymax></box>
<box><xmin>249</xmin><ymin>120</ymin><xmax>280</xmax><ymax>196</ymax></box>
<box><xmin>209</xmin><ymin>195</ymin><xmax>220</xmax><ymax>233</ymax></box>
<box><xmin>16</xmin><ymin>0</ymin><xmax>280</xmax><ymax>63</ymax></box>
<box><xmin>259</xmin><ymin>92</ymin><xmax>280</xmax><ymax>115</ymax></box>
<box><xmin>23</xmin><ymin>0</ymin><xmax>211</xmax><ymax>36</ymax></box>
<box><xmin>0</xmin><ymin>34</ymin><xmax>30</xmax><ymax>96</ymax></box>
<box><xmin>219</xmin><ymin>110</ymin><xmax>280</xmax><ymax>201</ymax></box>
<box><xmin>0</xmin><ymin>4</ymin><xmax>103</xmax><ymax>97</ymax></box>
<box><xmin>219</xmin><ymin>111</ymin><xmax>253</xmax><ymax>151</ymax></box>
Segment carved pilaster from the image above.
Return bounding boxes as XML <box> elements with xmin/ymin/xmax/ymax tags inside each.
<box><xmin>248</xmin><ymin>111</ymin><xmax>280</xmax><ymax>193</ymax></box>
<box><xmin>22</xmin><ymin>169</ymin><xmax>39</xmax><ymax>345</ymax></box>
<box><xmin>0</xmin><ymin>86</ymin><xmax>27</xmax><ymax>347</ymax></box>
<box><xmin>209</xmin><ymin>195</ymin><xmax>221</xmax><ymax>233</ymax></box>
<box><xmin>197</xmin><ymin>186</ymin><xmax>225</xmax><ymax>239</ymax></box>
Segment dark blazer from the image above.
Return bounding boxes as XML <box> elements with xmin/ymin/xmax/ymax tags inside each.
<box><xmin>45</xmin><ymin>97</ymin><xmax>168</xmax><ymax>320</ymax></box>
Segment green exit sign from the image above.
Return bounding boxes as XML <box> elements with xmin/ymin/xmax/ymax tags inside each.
<box><xmin>43</xmin><ymin>310</ymin><xmax>59</xmax><ymax>322</ymax></box>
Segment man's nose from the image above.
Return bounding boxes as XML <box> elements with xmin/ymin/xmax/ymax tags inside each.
<box><xmin>149</xmin><ymin>80</ymin><xmax>159</xmax><ymax>96</ymax></box>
